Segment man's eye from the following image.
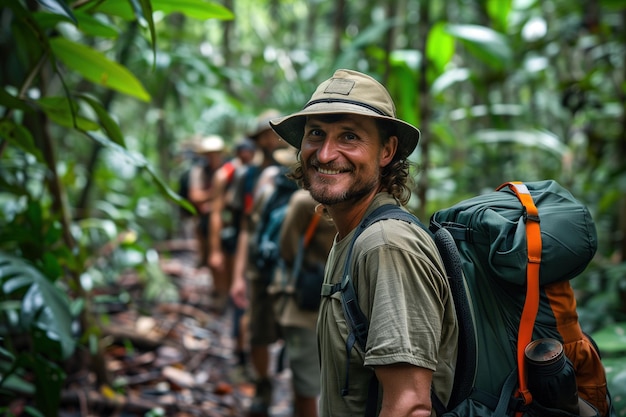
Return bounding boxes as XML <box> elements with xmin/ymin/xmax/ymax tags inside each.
<box><xmin>344</xmin><ymin>133</ymin><xmax>357</xmax><ymax>141</ymax></box>
<box><xmin>306</xmin><ymin>129</ymin><xmax>323</xmax><ymax>138</ymax></box>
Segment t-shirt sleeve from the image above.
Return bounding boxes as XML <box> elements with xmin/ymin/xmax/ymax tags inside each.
<box><xmin>356</xmin><ymin>224</ymin><xmax>448</xmax><ymax>371</ymax></box>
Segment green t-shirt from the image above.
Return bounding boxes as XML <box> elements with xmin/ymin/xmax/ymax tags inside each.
<box><xmin>317</xmin><ymin>193</ymin><xmax>458</xmax><ymax>417</ymax></box>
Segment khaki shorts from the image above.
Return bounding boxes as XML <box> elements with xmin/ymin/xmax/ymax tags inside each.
<box><xmin>248</xmin><ymin>278</ymin><xmax>281</xmax><ymax>345</ymax></box>
<box><xmin>284</xmin><ymin>326</ymin><xmax>320</xmax><ymax>398</ymax></box>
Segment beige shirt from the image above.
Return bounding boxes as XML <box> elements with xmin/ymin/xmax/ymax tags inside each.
<box><xmin>317</xmin><ymin>193</ymin><xmax>458</xmax><ymax>417</ymax></box>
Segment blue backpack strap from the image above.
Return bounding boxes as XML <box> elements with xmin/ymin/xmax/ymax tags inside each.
<box><xmin>324</xmin><ymin>204</ymin><xmax>427</xmax><ymax>405</ymax></box>
<box><xmin>340</xmin><ymin>205</ymin><xmax>425</xmax><ymax>350</ymax></box>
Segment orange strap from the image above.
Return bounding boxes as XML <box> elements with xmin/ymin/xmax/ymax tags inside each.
<box><xmin>303</xmin><ymin>211</ymin><xmax>321</xmax><ymax>248</ymax></box>
<box><xmin>496</xmin><ymin>181</ymin><xmax>542</xmax><ymax>406</ymax></box>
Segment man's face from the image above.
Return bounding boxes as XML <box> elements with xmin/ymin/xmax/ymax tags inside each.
<box><xmin>300</xmin><ymin>114</ymin><xmax>396</xmax><ymax>207</ymax></box>
<box><xmin>237</xmin><ymin>148</ymin><xmax>255</xmax><ymax>164</ymax></box>
<box><xmin>202</xmin><ymin>151</ymin><xmax>223</xmax><ymax>169</ymax></box>
<box><xmin>255</xmin><ymin>129</ymin><xmax>285</xmax><ymax>156</ymax></box>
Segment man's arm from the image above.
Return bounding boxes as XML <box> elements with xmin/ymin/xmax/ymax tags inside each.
<box><xmin>375</xmin><ymin>363</ymin><xmax>433</xmax><ymax>417</ymax></box>
<box><xmin>208</xmin><ymin>168</ymin><xmax>227</xmax><ymax>271</ymax></box>
<box><xmin>230</xmin><ymin>217</ymin><xmax>249</xmax><ymax>309</ymax></box>
<box><xmin>188</xmin><ymin>166</ymin><xmax>212</xmax><ymax>214</ymax></box>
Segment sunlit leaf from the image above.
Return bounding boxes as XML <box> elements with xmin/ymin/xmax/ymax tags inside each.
<box><xmin>145</xmin><ymin>164</ymin><xmax>196</xmax><ymax>215</ymax></box>
<box><xmin>431</xmin><ymin>68</ymin><xmax>471</xmax><ymax>95</ymax></box>
<box><xmin>0</xmin><ymin>252</ymin><xmax>76</xmax><ymax>360</ymax></box>
<box><xmin>49</xmin><ymin>37</ymin><xmax>151</xmax><ymax>102</ymax></box>
<box><xmin>471</xmin><ymin>129</ymin><xmax>568</xmax><ymax>156</ymax></box>
<box><xmin>92</xmin><ymin>0</ymin><xmax>233</xmax><ymax>21</ymax></box>
<box><xmin>426</xmin><ymin>22</ymin><xmax>455</xmax><ymax>76</ymax></box>
<box><xmin>444</xmin><ymin>24</ymin><xmax>513</xmax><ymax>70</ymax></box>
<box><xmin>387</xmin><ymin>62</ymin><xmax>419</xmax><ymax>128</ymax></box>
<box><xmin>82</xmin><ymin>130</ymin><xmax>196</xmax><ymax>215</ymax></box>
<box><xmin>31</xmin><ymin>11</ymin><xmax>73</xmax><ymax>29</ymax></box>
<box><xmin>86</xmin><ymin>132</ymin><xmax>148</xmax><ymax>167</ymax></box>
<box><xmin>74</xmin><ymin>10</ymin><xmax>120</xmax><ymax>38</ymax></box>
<box><xmin>0</xmin><ymin>372</ymin><xmax>35</xmax><ymax>395</ymax></box>
<box><xmin>35</xmin><ymin>0</ymin><xmax>76</xmax><ymax>24</ymax></box>
<box><xmin>77</xmin><ymin>94</ymin><xmax>126</xmax><ymax>146</ymax></box>
<box><xmin>486</xmin><ymin>0</ymin><xmax>511</xmax><ymax>32</ymax></box>
<box><xmin>37</xmin><ymin>96</ymin><xmax>100</xmax><ymax>131</ymax></box>
<box><xmin>130</xmin><ymin>0</ymin><xmax>157</xmax><ymax>62</ymax></box>
<box><xmin>152</xmin><ymin>0</ymin><xmax>234</xmax><ymax>20</ymax></box>
<box><xmin>449</xmin><ymin>104</ymin><xmax>524</xmax><ymax>121</ymax></box>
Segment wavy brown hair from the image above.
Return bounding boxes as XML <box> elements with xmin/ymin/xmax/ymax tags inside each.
<box><xmin>287</xmin><ymin>115</ymin><xmax>414</xmax><ymax>206</ymax></box>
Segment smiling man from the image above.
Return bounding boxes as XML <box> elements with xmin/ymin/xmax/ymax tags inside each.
<box><xmin>270</xmin><ymin>69</ymin><xmax>458</xmax><ymax>417</ymax></box>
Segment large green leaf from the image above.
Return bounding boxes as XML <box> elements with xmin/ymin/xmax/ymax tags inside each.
<box><xmin>130</xmin><ymin>0</ymin><xmax>157</xmax><ymax>62</ymax></box>
<box><xmin>0</xmin><ymin>120</ymin><xmax>43</xmax><ymax>162</ymax></box>
<box><xmin>444</xmin><ymin>24</ymin><xmax>513</xmax><ymax>70</ymax></box>
<box><xmin>591</xmin><ymin>323</ymin><xmax>626</xmax><ymax>355</ymax></box>
<box><xmin>36</xmin><ymin>0</ymin><xmax>76</xmax><ymax>24</ymax></box>
<box><xmin>73</xmin><ymin>10</ymin><xmax>120</xmax><ymax>38</ymax></box>
<box><xmin>32</xmin><ymin>2</ymin><xmax>119</xmax><ymax>39</ymax></box>
<box><xmin>85</xmin><ymin>132</ymin><xmax>196</xmax><ymax>214</ymax></box>
<box><xmin>49</xmin><ymin>37</ymin><xmax>151</xmax><ymax>102</ymax></box>
<box><xmin>471</xmin><ymin>129</ymin><xmax>568</xmax><ymax>157</ymax></box>
<box><xmin>37</xmin><ymin>96</ymin><xmax>100</xmax><ymax>131</ymax></box>
<box><xmin>431</xmin><ymin>68</ymin><xmax>471</xmax><ymax>95</ymax></box>
<box><xmin>426</xmin><ymin>22</ymin><xmax>455</xmax><ymax>76</ymax></box>
<box><xmin>77</xmin><ymin>94</ymin><xmax>126</xmax><ymax>147</ymax></box>
<box><xmin>486</xmin><ymin>0</ymin><xmax>511</xmax><ymax>33</ymax></box>
<box><xmin>0</xmin><ymin>252</ymin><xmax>76</xmax><ymax>360</ymax></box>
<box><xmin>387</xmin><ymin>62</ymin><xmax>419</xmax><ymax>128</ymax></box>
<box><xmin>146</xmin><ymin>164</ymin><xmax>196</xmax><ymax>215</ymax></box>
<box><xmin>92</xmin><ymin>0</ymin><xmax>233</xmax><ymax>21</ymax></box>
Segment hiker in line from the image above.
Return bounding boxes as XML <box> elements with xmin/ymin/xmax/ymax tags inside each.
<box><xmin>270</xmin><ymin>174</ymin><xmax>335</xmax><ymax>417</ymax></box>
<box><xmin>229</xmin><ymin>110</ymin><xmax>290</xmax><ymax>417</ymax></box>
<box><xmin>270</xmin><ymin>69</ymin><xmax>459</xmax><ymax>417</ymax></box>
<box><xmin>208</xmin><ymin>138</ymin><xmax>257</xmax><ymax>312</ymax></box>
<box><xmin>187</xmin><ymin>134</ymin><xmax>225</xmax><ymax>269</ymax></box>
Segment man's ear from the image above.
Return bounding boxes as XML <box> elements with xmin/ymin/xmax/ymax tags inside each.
<box><xmin>380</xmin><ymin>136</ymin><xmax>398</xmax><ymax>168</ymax></box>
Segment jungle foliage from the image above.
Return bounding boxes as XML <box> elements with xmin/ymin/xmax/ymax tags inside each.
<box><xmin>1</xmin><ymin>0</ymin><xmax>625</xmax><ymax>415</ymax></box>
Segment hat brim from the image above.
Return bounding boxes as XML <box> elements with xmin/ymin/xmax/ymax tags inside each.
<box><xmin>269</xmin><ymin>102</ymin><xmax>420</xmax><ymax>159</ymax></box>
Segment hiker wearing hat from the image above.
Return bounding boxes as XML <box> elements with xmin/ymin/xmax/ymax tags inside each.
<box><xmin>270</xmin><ymin>183</ymin><xmax>335</xmax><ymax>417</ymax></box>
<box><xmin>228</xmin><ymin>109</ymin><xmax>290</xmax><ymax>417</ymax></box>
<box><xmin>187</xmin><ymin>134</ymin><xmax>225</xmax><ymax>268</ymax></box>
<box><xmin>270</xmin><ymin>69</ymin><xmax>459</xmax><ymax>417</ymax></box>
<box><xmin>207</xmin><ymin>138</ymin><xmax>257</xmax><ymax>312</ymax></box>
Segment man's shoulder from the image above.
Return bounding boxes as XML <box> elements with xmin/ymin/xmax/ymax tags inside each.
<box><xmin>356</xmin><ymin>200</ymin><xmax>433</xmax><ymax>255</ymax></box>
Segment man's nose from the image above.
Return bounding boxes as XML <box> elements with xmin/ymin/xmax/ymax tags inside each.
<box><xmin>316</xmin><ymin>137</ymin><xmax>338</xmax><ymax>163</ymax></box>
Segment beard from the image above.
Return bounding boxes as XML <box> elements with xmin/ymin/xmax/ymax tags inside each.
<box><xmin>303</xmin><ymin>166</ymin><xmax>379</xmax><ymax>206</ymax></box>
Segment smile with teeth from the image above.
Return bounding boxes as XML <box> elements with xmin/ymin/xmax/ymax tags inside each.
<box><xmin>318</xmin><ymin>167</ymin><xmax>343</xmax><ymax>175</ymax></box>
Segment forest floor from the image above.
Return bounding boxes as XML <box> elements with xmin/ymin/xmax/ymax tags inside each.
<box><xmin>48</xmin><ymin>234</ymin><xmax>294</xmax><ymax>417</ymax></box>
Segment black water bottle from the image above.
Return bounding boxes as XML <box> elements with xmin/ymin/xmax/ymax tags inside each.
<box><xmin>525</xmin><ymin>338</ymin><xmax>580</xmax><ymax>415</ymax></box>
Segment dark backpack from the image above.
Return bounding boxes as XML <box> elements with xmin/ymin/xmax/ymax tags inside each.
<box><xmin>334</xmin><ymin>180</ymin><xmax>616</xmax><ymax>417</ymax></box>
<box><xmin>254</xmin><ymin>167</ymin><xmax>299</xmax><ymax>277</ymax></box>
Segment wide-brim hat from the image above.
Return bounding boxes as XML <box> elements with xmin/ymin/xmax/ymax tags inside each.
<box><xmin>269</xmin><ymin>69</ymin><xmax>420</xmax><ymax>159</ymax></box>
<box><xmin>248</xmin><ymin>109</ymin><xmax>282</xmax><ymax>140</ymax></box>
<box><xmin>195</xmin><ymin>134</ymin><xmax>225</xmax><ymax>153</ymax></box>
<box><xmin>273</xmin><ymin>147</ymin><xmax>298</xmax><ymax>168</ymax></box>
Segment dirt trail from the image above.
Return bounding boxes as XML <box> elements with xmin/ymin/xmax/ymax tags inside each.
<box><xmin>54</xmin><ymin>240</ymin><xmax>293</xmax><ymax>417</ymax></box>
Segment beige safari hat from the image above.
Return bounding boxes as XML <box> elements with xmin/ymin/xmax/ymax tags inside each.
<box><xmin>273</xmin><ymin>147</ymin><xmax>298</xmax><ymax>168</ymax></box>
<box><xmin>248</xmin><ymin>109</ymin><xmax>282</xmax><ymax>140</ymax></box>
<box><xmin>269</xmin><ymin>69</ymin><xmax>420</xmax><ymax>159</ymax></box>
<box><xmin>194</xmin><ymin>134</ymin><xmax>225</xmax><ymax>153</ymax></box>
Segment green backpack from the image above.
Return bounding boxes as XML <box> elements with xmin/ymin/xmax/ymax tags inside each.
<box><xmin>336</xmin><ymin>180</ymin><xmax>615</xmax><ymax>417</ymax></box>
